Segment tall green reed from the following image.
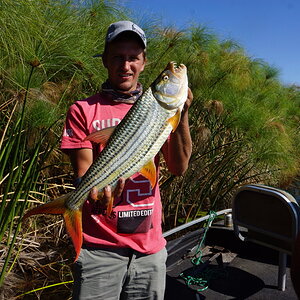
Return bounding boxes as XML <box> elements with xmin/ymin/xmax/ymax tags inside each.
<box><xmin>0</xmin><ymin>65</ymin><xmax>59</xmax><ymax>286</ymax></box>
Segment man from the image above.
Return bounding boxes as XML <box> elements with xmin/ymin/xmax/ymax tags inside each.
<box><xmin>61</xmin><ymin>20</ymin><xmax>192</xmax><ymax>300</ymax></box>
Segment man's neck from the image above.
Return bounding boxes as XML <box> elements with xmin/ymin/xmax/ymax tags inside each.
<box><xmin>101</xmin><ymin>81</ymin><xmax>143</xmax><ymax>104</ymax></box>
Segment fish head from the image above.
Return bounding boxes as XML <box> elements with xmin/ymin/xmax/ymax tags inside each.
<box><xmin>152</xmin><ymin>62</ymin><xmax>188</xmax><ymax>110</ymax></box>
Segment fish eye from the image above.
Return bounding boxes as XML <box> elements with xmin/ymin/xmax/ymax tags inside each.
<box><xmin>162</xmin><ymin>75</ymin><xmax>169</xmax><ymax>81</ymax></box>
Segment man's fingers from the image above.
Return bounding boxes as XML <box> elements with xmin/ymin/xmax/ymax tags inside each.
<box><xmin>89</xmin><ymin>187</ymin><xmax>107</xmax><ymax>205</ymax></box>
<box><xmin>101</xmin><ymin>185</ymin><xmax>112</xmax><ymax>210</ymax></box>
<box><xmin>89</xmin><ymin>178</ymin><xmax>125</xmax><ymax>208</ymax></box>
<box><xmin>90</xmin><ymin>187</ymin><xmax>98</xmax><ymax>201</ymax></box>
<box><xmin>115</xmin><ymin>178</ymin><xmax>125</xmax><ymax>197</ymax></box>
<box><xmin>186</xmin><ymin>88</ymin><xmax>193</xmax><ymax>107</ymax></box>
<box><xmin>182</xmin><ymin>88</ymin><xmax>193</xmax><ymax>113</ymax></box>
<box><xmin>104</xmin><ymin>185</ymin><xmax>112</xmax><ymax>199</ymax></box>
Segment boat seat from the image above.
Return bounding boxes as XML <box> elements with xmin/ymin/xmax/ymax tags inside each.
<box><xmin>232</xmin><ymin>184</ymin><xmax>300</xmax><ymax>291</ymax></box>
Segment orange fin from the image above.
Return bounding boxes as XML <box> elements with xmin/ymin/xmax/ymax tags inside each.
<box><xmin>63</xmin><ymin>209</ymin><xmax>82</xmax><ymax>261</ymax></box>
<box><xmin>23</xmin><ymin>193</ymin><xmax>83</xmax><ymax>262</ymax></box>
<box><xmin>168</xmin><ymin>109</ymin><xmax>181</xmax><ymax>132</ymax></box>
<box><xmin>106</xmin><ymin>195</ymin><xmax>114</xmax><ymax>217</ymax></box>
<box><xmin>84</xmin><ymin>126</ymin><xmax>116</xmax><ymax>145</ymax></box>
<box><xmin>139</xmin><ymin>159</ymin><xmax>157</xmax><ymax>189</ymax></box>
<box><xmin>23</xmin><ymin>193</ymin><xmax>70</xmax><ymax>219</ymax></box>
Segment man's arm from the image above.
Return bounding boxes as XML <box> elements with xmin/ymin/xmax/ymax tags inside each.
<box><xmin>68</xmin><ymin>148</ymin><xmax>93</xmax><ymax>179</ymax></box>
<box><xmin>162</xmin><ymin>88</ymin><xmax>193</xmax><ymax>176</ymax></box>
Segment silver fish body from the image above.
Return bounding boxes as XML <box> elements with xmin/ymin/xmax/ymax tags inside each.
<box><xmin>68</xmin><ymin>87</ymin><xmax>179</xmax><ymax>210</ymax></box>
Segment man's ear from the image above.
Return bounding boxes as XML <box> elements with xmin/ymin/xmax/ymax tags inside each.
<box><xmin>141</xmin><ymin>56</ymin><xmax>147</xmax><ymax>72</ymax></box>
<box><xmin>102</xmin><ymin>54</ymin><xmax>108</xmax><ymax>68</ymax></box>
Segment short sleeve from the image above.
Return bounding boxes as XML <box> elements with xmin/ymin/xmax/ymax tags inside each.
<box><xmin>60</xmin><ymin>102</ymin><xmax>93</xmax><ymax>150</ymax></box>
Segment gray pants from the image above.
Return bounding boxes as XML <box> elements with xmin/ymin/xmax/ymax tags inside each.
<box><xmin>72</xmin><ymin>247</ymin><xmax>167</xmax><ymax>300</ymax></box>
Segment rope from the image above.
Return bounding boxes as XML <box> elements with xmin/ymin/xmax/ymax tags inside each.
<box><xmin>191</xmin><ymin>210</ymin><xmax>217</xmax><ymax>266</ymax></box>
<box><xmin>179</xmin><ymin>210</ymin><xmax>223</xmax><ymax>292</ymax></box>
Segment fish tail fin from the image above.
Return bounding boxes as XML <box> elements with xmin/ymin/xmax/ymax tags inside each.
<box><xmin>63</xmin><ymin>209</ymin><xmax>82</xmax><ymax>261</ymax></box>
<box><xmin>23</xmin><ymin>193</ymin><xmax>70</xmax><ymax>219</ymax></box>
<box><xmin>23</xmin><ymin>193</ymin><xmax>83</xmax><ymax>261</ymax></box>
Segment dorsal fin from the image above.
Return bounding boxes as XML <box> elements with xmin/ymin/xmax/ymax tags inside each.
<box><xmin>84</xmin><ymin>126</ymin><xmax>116</xmax><ymax>145</ymax></box>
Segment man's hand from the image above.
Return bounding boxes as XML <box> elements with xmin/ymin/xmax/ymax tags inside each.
<box><xmin>68</xmin><ymin>149</ymin><xmax>126</xmax><ymax>212</ymax></box>
<box><xmin>89</xmin><ymin>177</ymin><xmax>125</xmax><ymax>207</ymax></box>
<box><xmin>183</xmin><ymin>87</ymin><xmax>193</xmax><ymax>112</ymax></box>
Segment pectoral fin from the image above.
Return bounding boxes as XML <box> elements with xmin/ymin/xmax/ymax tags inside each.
<box><xmin>139</xmin><ymin>159</ymin><xmax>157</xmax><ymax>189</ymax></box>
<box><xmin>106</xmin><ymin>195</ymin><xmax>114</xmax><ymax>217</ymax></box>
<box><xmin>168</xmin><ymin>109</ymin><xmax>181</xmax><ymax>132</ymax></box>
<box><xmin>84</xmin><ymin>126</ymin><xmax>116</xmax><ymax>145</ymax></box>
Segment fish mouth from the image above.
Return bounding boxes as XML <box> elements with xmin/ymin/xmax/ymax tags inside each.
<box><xmin>168</xmin><ymin>61</ymin><xmax>186</xmax><ymax>76</ymax></box>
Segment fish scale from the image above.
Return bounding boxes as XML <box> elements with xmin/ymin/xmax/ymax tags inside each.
<box><xmin>69</xmin><ymin>89</ymin><xmax>171</xmax><ymax>209</ymax></box>
<box><xmin>23</xmin><ymin>62</ymin><xmax>188</xmax><ymax>260</ymax></box>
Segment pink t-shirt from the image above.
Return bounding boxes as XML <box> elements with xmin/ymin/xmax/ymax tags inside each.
<box><xmin>61</xmin><ymin>93</ymin><xmax>166</xmax><ymax>254</ymax></box>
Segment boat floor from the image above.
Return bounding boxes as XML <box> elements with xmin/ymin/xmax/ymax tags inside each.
<box><xmin>164</xmin><ymin>225</ymin><xmax>298</xmax><ymax>299</ymax></box>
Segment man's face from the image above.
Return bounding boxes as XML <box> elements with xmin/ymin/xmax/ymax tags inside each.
<box><xmin>103</xmin><ymin>39</ymin><xmax>145</xmax><ymax>92</ymax></box>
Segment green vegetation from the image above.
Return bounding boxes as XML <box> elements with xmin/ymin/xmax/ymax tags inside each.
<box><xmin>0</xmin><ymin>0</ymin><xmax>299</xmax><ymax>298</ymax></box>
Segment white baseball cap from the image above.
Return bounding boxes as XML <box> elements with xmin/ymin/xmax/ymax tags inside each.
<box><xmin>105</xmin><ymin>20</ymin><xmax>147</xmax><ymax>48</ymax></box>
